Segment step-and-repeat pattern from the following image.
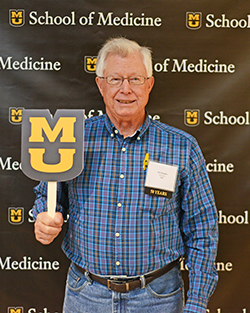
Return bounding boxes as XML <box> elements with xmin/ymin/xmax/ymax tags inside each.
<box><xmin>1</xmin><ymin>1</ymin><xmax>249</xmax><ymax>312</ymax></box>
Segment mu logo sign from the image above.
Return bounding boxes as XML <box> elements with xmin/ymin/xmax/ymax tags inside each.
<box><xmin>21</xmin><ymin>109</ymin><xmax>84</xmax><ymax>181</ymax></box>
<box><xmin>8</xmin><ymin>207</ymin><xmax>24</xmax><ymax>225</ymax></box>
<box><xmin>186</xmin><ymin>12</ymin><xmax>202</xmax><ymax>30</ymax></box>
<box><xmin>9</xmin><ymin>9</ymin><xmax>25</xmax><ymax>27</ymax></box>
<box><xmin>8</xmin><ymin>308</ymin><xmax>23</xmax><ymax>313</ymax></box>
<box><xmin>184</xmin><ymin>109</ymin><xmax>200</xmax><ymax>127</ymax></box>
<box><xmin>84</xmin><ymin>56</ymin><xmax>97</xmax><ymax>73</ymax></box>
<box><xmin>9</xmin><ymin>107</ymin><xmax>23</xmax><ymax>124</ymax></box>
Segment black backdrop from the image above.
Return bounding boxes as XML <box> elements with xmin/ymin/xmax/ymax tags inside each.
<box><xmin>1</xmin><ymin>1</ymin><xmax>249</xmax><ymax>312</ymax></box>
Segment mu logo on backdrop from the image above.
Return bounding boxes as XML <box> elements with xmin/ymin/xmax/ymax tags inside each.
<box><xmin>21</xmin><ymin>109</ymin><xmax>84</xmax><ymax>182</ymax></box>
<box><xmin>9</xmin><ymin>9</ymin><xmax>25</xmax><ymax>27</ymax></box>
<box><xmin>186</xmin><ymin>12</ymin><xmax>202</xmax><ymax>30</ymax></box>
<box><xmin>184</xmin><ymin>109</ymin><xmax>200</xmax><ymax>126</ymax></box>
<box><xmin>8</xmin><ymin>207</ymin><xmax>24</xmax><ymax>225</ymax></box>
<box><xmin>9</xmin><ymin>107</ymin><xmax>23</xmax><ymax>124</ymax></box>
<box><xmin>8</xmin><ymin>308</ymin><xmax>24</xmax><ymax>313</ymax></box>
<box><xmin>84</xmin><ymin>56</ymin><xmax>97</xmax><ymax>73</ymax></box>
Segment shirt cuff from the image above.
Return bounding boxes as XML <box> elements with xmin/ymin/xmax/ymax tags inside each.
<box><xmin>184</xmin><ymin>297</ymin><xmax>208</xmax><ymax>313</ymax></box>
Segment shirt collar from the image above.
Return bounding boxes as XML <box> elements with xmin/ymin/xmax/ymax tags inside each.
<box><xmin>104</xmin><ymin>111</ymin><xmax>151</xmax><ymax>139</ymax></box>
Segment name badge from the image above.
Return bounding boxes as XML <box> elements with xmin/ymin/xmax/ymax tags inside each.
<box><xmin>145</xmin><ymin>160</ymin><xmax>178</xmax><ymax>198</ymax></box>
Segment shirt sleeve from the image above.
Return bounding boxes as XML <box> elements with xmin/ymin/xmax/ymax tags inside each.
<box><xmin>180</xmin><ymin>139</ymin><xmax>219</xmax><ymax>312</ymax></box>
<box><xmin>32</xmin><ymin>181</ymin><xmax>69</xmax><ymax>221</ymax></box>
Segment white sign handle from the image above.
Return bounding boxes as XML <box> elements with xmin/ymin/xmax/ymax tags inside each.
<box><xmin>47</xmin><ymin>181</ymin><xmax>57</xmax><ymax>218</ymax></box>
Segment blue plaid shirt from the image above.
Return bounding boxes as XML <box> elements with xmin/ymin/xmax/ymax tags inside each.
<box><xmin>33</xmin><ymin>113</ymin><xmax>218</xmax><ymax>312</ymax></box>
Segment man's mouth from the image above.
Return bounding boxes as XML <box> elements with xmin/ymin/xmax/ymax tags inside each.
<box><xmin>117</xmin><ymin>100</ymin><xmax>135</xmax><ymax>104</ymax></box>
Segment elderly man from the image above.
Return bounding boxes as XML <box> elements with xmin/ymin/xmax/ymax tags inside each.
<box><xmin>33</xmin><ymin>37</ymin><xmax>218</xmax><ymax>313</ymax></box>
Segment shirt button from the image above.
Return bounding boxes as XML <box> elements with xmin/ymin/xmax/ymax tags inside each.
<box><xmin>137</xmin><ymin>136</ymin><xmax>141</xmax><ymax>140</ymax></box>
<box><xmin>115</xmin><ymin>232</ymin><xmax>120</xmax><ymax>237</ymax></box>
<box><xmin>111</xmin><ymin>133</ymin><xmax>114</xmax><ymax>137</ymax></box>
<box><xmin>122</xmin><ymin>147</ymin><xmax>126</xmax><ymax>152</ymax></box>
<box><xmin>114</xmin><ymin>129</ymin><xmax>119</xmax><ymax>134</ymax></box>
<box><xmin>116</xmin><ymin>261</ymin><xmax>120</xmax><ymax>266</ymax></box>
<box><xmin>120</xmin><ymin>174</ymin><xmax>124</xmax><ymax>179</ymax></box>
<box><xmin>117</xmin><ymin>203</ymin><xmax>122</xmax><ymax>208</ymax></box>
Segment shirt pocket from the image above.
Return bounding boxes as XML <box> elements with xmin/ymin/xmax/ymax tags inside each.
<box><xmin>140</xmin><ymin>193</ymin><xmax>175</xmax><ymax>218</ymax></box>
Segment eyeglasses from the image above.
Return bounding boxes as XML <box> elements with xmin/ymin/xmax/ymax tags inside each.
<box><xmin>98</xmin><ymin>75</ymin><xmax>150</xmax><ymax>86</ymax></box>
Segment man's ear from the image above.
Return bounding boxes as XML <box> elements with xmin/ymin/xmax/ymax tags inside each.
<box><xmin>95</xmin><ymin>76</ymin><xmax>104</xmax><ymax>97</ymax></box>
<box><xmin>148</xmin><ymin>76</ymin><xmax>155</xmax><ymax>93</ymax></box>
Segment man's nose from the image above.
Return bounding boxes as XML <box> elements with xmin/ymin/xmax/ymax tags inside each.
<box><xmin>120</xmin><ymin>78</ymin><xmax>132</xmax><ymax>93</ymax></box>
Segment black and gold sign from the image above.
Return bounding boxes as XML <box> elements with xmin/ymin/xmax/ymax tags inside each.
<box><xmin>184</xmin><ymin>109</ymin><xmax>200</xmax><ymax>127</ymax></box>
<box><xmin>7</xmin><ymin>308</ymin><xmax>23</xmax><ymax>313</ymax></box>
<box><xmin>9</xmin><ymin>9</ymin><xmax>25</xmax><ymax>27</ymax></box>
<box><xmin>9</xmin><ymin>107</ymin><xmax>23</xmax><ymax>124</ymax></box>
<box><xmin>145</xmin><ymin>187</ymin><xmax>172</xmax><ymax>199</ymax></box>
<box><xmin>84</xmin><ymin>56</ymin><xmax>97</xmax><ymax>73</ymax></box>
<box><xmin>21</xmin><ymin>109</ymin><xmax>84</xmax><ymax>182</ymax></box>
<box><xmin>186</xmin><ymin>12</ymin><xmax>202</xmax><ymax>30</ymax></box>
<box><xmin>8</xmin><ymin>207</ymin><xmax>24</xmax><ymax>225</ymax></box>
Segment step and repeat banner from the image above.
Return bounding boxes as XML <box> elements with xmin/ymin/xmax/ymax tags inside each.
<box><xmin>0</xmin><ymin>0</ymin><xmax>249</xmax><ymax>312</ymax></box>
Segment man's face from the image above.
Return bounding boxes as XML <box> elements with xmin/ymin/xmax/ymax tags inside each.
<box><xmin>96</xmin><ymin>52</ymin><xmax>154</xmax><ymax>123</ymax></box>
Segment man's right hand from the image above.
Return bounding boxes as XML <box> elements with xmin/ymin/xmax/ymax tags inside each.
<box><xmin>34</xmin><ymin>212</ymin><xmax>64</xmax><ymax>245</ymax></box>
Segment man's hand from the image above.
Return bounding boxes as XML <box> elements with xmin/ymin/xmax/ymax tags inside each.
<box><xmin>34</xmin><ymin>212</ymin><xmax>64</xmax><ymax>245</ymax></box>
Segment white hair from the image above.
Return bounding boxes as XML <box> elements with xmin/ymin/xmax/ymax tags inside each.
<box><xmin>95</xmin><ymin>37</ymin><xmax>153</xmax><ymax>77</ymax></box>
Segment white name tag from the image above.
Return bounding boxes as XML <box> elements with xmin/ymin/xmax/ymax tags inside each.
<box><xmin>145</xmin><ymin>160</ymin><xmax>178</xmax><ymax>198</ymax></box>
